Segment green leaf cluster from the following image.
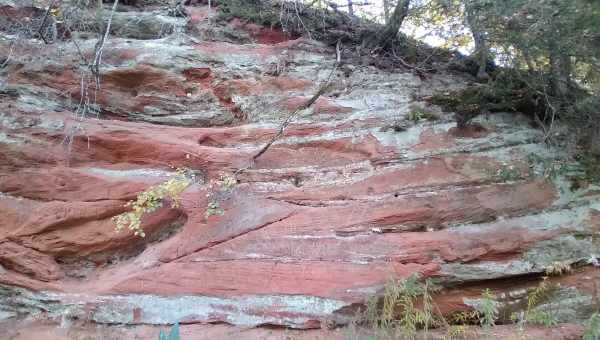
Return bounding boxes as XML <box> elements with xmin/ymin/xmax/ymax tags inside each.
<box><xmin>112</xmin><ymin>169</ymin><xmax>191</xmax><ymax>237</ymax></box>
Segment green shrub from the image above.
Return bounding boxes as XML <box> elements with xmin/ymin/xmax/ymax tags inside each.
<box><xmin>217</xmin><ymin>0</ymin><xmax>280</xmax><ymax>26</ymax></box>
<box><xmin>511</xmin><ymin>279</ymin><xmax>559</xmax><ymax>330</ymax></box>
<box><xmin>407</xmin><ymin>105</ymin><xmax>440</xmax><ymax>122</ymax></box>
<box><xmin>361</xmin><ymin>274</ymin><xmax>440</xmax><ymax>340</ymax></box>
<box><xmin>112</xmin><ymin>169</ymin><xmax>192</xmax><ymax>237</ymax></box>
<box><xmin>205</xmin><ymin>172</ymin><xmax>236</xmax><ymax>218</ymax></box>
<box><xmin>478</xmin><ymin>289</ymin><xmax>498</xmax><ymax>329</ymax></box>
<box><xmin>584</xmin><ymin>312</ymin><xmax>600</xmax><ymax>340</ymax></box>
<box><xmin>490</xmin><ymin>162</ymin><xmax>523</xmax><ymax>182</ymax></box>
<box><xmin>574</xmin><ymin>152</ymin><xmax>600</xmax><ymax>186</ymax></box>
<box><xmin>527</xmin><ymin>150</ymin><xmax>600</xmax><ymax>190</ymax></box>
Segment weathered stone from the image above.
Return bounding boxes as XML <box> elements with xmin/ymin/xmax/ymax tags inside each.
<box><xmin>1</xmin><ymin>1</ymin><xmax>599</xmax><ymax>338</ymax></box>
<box><xmin>0</xmin><ymin>241</ymin><xmax>63</xmax><ymax>281</ymax></box>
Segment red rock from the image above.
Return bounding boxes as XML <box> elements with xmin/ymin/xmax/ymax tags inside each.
<box><xmin>1</xmin><ymin>4</ymin><xmax>598</xmax><ymax>336</ymax></box>
<box><xmin>101</xmin><ymin>47</ymin><xmax>142</xmax><ymax>64</ymax></box>
<box><xmin>212</xmin><ymin>76</ymin><xmax>312</xmax><ymax>104</ymax></box>
<box><xmin>276</xmin><ymin>96</ymin><xmax>353</xmax><ymax>115</ymax></box>
<box><xmin>0</xmin><ymin>241</ymin><xmax>63</xmax><ymax>281</ymax></box>
<box><xmin>183</xmin><ymin>67</ymin><xmax>212</xmax><ymax>82</ymax></box>
<box><xmin>229</xmin><ymin>18</ymin><xmax>291</xmax><ymax>44</ymax></box>
<box><xmin>0</xmin><ymin>190</ymin><xmax>185</xmax><ymax>284</ymax></box>
<box><xmin>449</xmin><ymin>122</ymin><xmax>490</xmax><ymax>138</ymax></box>
<box><xmin>0</xmin><ymin>167</ymin><xmax>153</xmax><ymax>201</ymax></box>
<box><xmin>15</xmin><ymin>202</ymin><xmax>184</xmax><ymax>258</ymax></box>
<box><xmin>269</xmin><ymin>154</ymin><xmax>502</xmax><ymax>200</ymax></box>
<box><xmin>193</xmin><ymin>40</ymin><xmax>293</xmax><ymax>59</ymax></box>
<box><xmin>159</xmin><ymin>194</ymin><xmax>296</xmax><ymax>262</ymax></box>
<box><xmin>192</xmin><ymin>210</ymin><xmax>566</xmax><ymax>268</ymax></box>
<box><xmin>414</xmin><ymin>128</ymin><xmax>457</xmax><ymax>151</ymax></box>
<box><xmin>110</xmin><ymin>260</ymin><xmax>439</xmax><ymax>299</ymax></box>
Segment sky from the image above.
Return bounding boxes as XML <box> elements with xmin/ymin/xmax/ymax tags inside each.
<box><xmin>325</xmin><ymin>0</ymin><xmax>475</xmax><ymax>54</ymax></box>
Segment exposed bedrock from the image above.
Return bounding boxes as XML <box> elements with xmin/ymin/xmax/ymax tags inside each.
<box><xmin>0</xmin><ymin>1</ymin><xmax>598</xmax><ymax>339</ymax></box>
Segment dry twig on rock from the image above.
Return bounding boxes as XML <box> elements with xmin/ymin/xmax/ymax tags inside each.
<box><xmin>251</xmin><ymin>41</ymin><xmax>342</xmax><ymax>163</ymax></box>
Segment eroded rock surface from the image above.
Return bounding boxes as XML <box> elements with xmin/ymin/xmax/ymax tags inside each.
<box><xmin>0</xmin><ymin>1</ymin><xmax>599</xmax><ymax>338</ymax></box>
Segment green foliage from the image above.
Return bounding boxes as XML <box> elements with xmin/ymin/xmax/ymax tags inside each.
<box><xmin>491</xmin><ymin>162</ymin><xmax>523</xmax><ymax>182</ymax></box>
<box><xmin>528</xmin><ymin>151</ymin><xmax>600</xmax><ymax>190</ymax></box>
<box><xmin>448</xmin><ymin>310</ymin><xmax>481</xmax><ymax>325</ymax></box>
<box><xmin>477</xmin><ymin>289</ymin><xmax>498</xmax><ymax>328</ymax></box>
<box><xmin>217</xmin><ymin>0</ymin><xmax>280</xmax><ymax>26</ymax></box>
<box><xmin>158</xmin><ymin>323</ymin><xmax>180</xmax><ymax>340</ymax></box>
<box><xmin>430</xmin><ymin>70</ymin><xmax>546</xmax><ymax>123</ymax></box>
<box><xmin>361</xmin><ymin>274</ymin><xmax>441</xmax><ymax>340</ymax></box>
<box><xmin>423</xmin><ymin>0</ymin><xmax>599</xmax><ymax>139</ymax></box>
<box><xmin>584</xmin><ymin>312</ymin><xmax>600</xmax><ymax>340</ymax></box>
<box><xmin>206</xmin><ymin>201</ymin><xmax>223</xmax><ymax>217</ymax></box>
<box><xmin>205</xmin><ymin>172</ymin><xmax>237</xmax><ymax>218</ymax></box>
<box><xmin>527</xmin><ymin>154</ymin><xmax>571</xmax><ymax>181</ymax></box>
<box><xmin>525</xmin><ymin>280</ymin><xmax>553</xmax><ymax>315</ymax></box>
<box><xmin>112</xmin><ymin>169</ymin><xmax>192</xmax><ymax>237</ymax></box>
<box><xmin>526</xmin><ymin>311</ymin><xmax>558</xmax><ymax>327</ymax></box>
<box><xmin>430</xmin><ymin>88</ymin><xmax>484</xmax><ymax>117</ymax></box>
<box><xmin>574</xmin><ymin>152</ymin><xmax>600</xmax><ymax>186</ymax></box>
<box><xmin>511</xmin><ymin>279</ymin><xmax>559</xmax><ymax>329</ymax></box>
<box><xmin>443</xmin><ymin>325</ymin><xmax>468</xmax><ymax>340</ymax></box>
<box><xmin>355</xmin><ymin>274</ymin><xmax>583</xmax><ymax>338</ymax></box>
<box><xmin>407</xmin><ymin>105</ymin><xmax>440</xmax><ymax>122</ymax></box>
<box><xmin>544</xmin><ymin>261</ymin><xmax>572</xmax><ymax>277</ymax></box>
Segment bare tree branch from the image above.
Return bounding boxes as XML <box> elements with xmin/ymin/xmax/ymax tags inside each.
<box><xmin>91</xmin><ymin>0</ymin><xmax>119</xmax><ymax>82</ymax></box>
<box><xmin>293</xmin><ymin>0</ymin><xmax>313</xmax><ymax>40</ymax></box>
<box><xmin>36</xmin><ymin>0</ymin><xmax>57</xmax><ymax>44</ymax></box>
<box><xmin>251</xmin><ymin>41</ymin><xmax>342</xmax><ymax>162</ymax></box>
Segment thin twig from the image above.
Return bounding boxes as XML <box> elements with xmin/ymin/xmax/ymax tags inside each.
<box><xmin>91</xmin><ymin>0</ymin><xmax>119</xmax><ymax>82</ymax></box>
<box><xmin>65</xmin><ymin>25</ymin><xmax>90</xmax><ymax>66</ymax></box>
<box><xmin>251</xmin><ymin>85</ymin><xmax>326</xmax><ymax>161</ymax></box>
<box><xmin>391</xmin><ymin>47</ymin><xmax>434</xmax><ymax>72</ymax></box>
<box><xmin>252</xmin><ymin>40</ymin><xmax>342</xmax><ymax>163</ymax></box>
<box><xmin>36</xmin><ymin>0</ymin><xmax>57</xmax><ymax>44</ymax></box>
<box><xmin>63</xmin><ymin>0</ymin><xmax>119</xmax><ymax>162</ymax></box>
<box><xmin>0</xmin><ymin>40</ymin><xmax>14</xmax><ymax>69</ymax></box>
<box><xmin>293</xmin><ymin>0</ymin><xmax>312</xmax><ymax>40</ymax></box>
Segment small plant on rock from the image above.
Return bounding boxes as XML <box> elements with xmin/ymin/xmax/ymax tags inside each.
<box><xmin>407</xmin><ymin>105</ymin><xmax>440</xmax><ymax>122</ymax></box>
<box><xmin>511</xmin><ymin>278</ymin><xmax>559</xmax><ymax>330</ymax></box>
<box><xmin>217</xmin><ymin>0</ymin><xmax>280</xmax><ymax>26</ymax></box>
<box><xmin>362</xmin><ymin>273</ymin><xmax>441</xmax><ymax>340</ymax></box>
<box><xmin>448</xmin><ymin>310</ymin><xmax>481</xmax><ymax>325</ymax></box>
<box><xmin>544</xmin><ymin>261</ymin><xmax>572</xmax><ymax>277</ymax></box>
<box><xmin>584</xmin><ymin>312</ymin><xmax>600</xmax><ymax>340</ymax></box>
<box><xmin>490</xmin><ymin>162</ymin><xmax>523</xmax><ymax>182</ymax></box>
<box><xmin>527</xmin><ymin>153</ymin><xmax>571</xmax><ymax>181</ymax></box>
<box><xmin>443</xmin><ymin>325</ymin><xmax>468</xmax><ymax>340</ymax></box>
<box><xmin>573</xmin><ymin>152</ymin><xmax>600</xmax><ymax>189</ymax></box>
<box><xmin>205</xmin><ymin>172</ymin><xmax>237</xmax><ymax>218</ymax></box>
<box><xmin>527</xmin><ymin>151</ymin><xmax>600</xmax><ymax>191</ymax></box>
<box><xmin>478</xmin><ymin>289</ymin><xmax>498</xmax><ymax>329</ymax></box>
<box><xmin>112</xmin><ymin>169</ymin><xmax>193</xmax><ymax>237</ymax></box>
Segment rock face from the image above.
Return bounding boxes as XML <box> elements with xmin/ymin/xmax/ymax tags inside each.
<box><xmin>0</xmin><ymin>1</ymin><xmax>599</xmax><ymax>339</ymax></box>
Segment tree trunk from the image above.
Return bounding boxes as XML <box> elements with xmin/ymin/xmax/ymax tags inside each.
<box><xmin>549</xmin><ymin>47</ymin><xmax>572</xmax><ymax>99</ymax></box>
<box><xmin>364</xmin><ymin>0</ymin><xmax>410</xmax><ymax>48</ymax></box>
<box><xmin>347</xmin><ymin>0</ymin><xmax>354</xmax><ymax>16</ymax></box>
<box><xmin>472</xmin><ymin>28</ymin><xmax>489</xmax><ymax>80</ymax></box>
<box><xmin>589</xmin><ymin>125</ymin><xmax>600</xmax><ymax>158</ymax></box>
<box><xmin>383</xmin><ymin>0</ymin><xmax>391</xmax><ymax>23</ymax></box>
<box><xmin>464</xmin><ymin>4</ymin><xmax>489</xmax><ymax>81</ymax></box>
